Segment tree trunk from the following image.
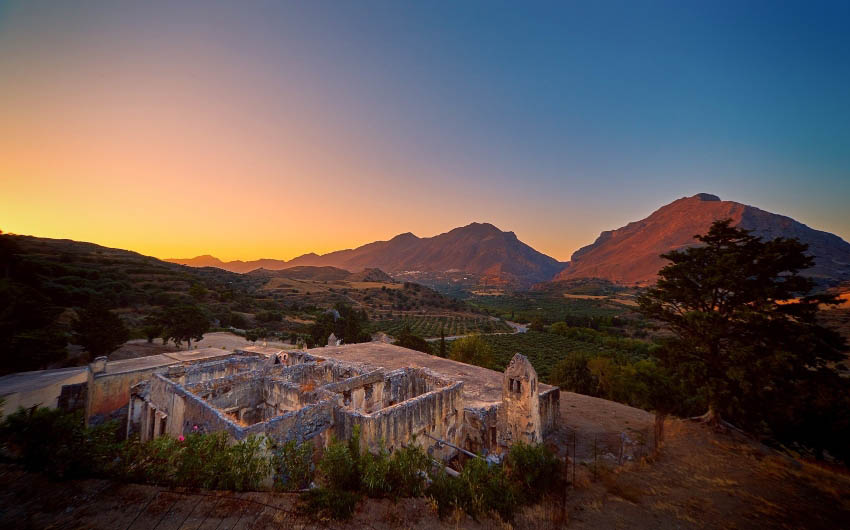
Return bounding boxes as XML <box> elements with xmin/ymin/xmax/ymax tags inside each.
<box><xmin>691</xmin><ymin>404</ymin><xmax>723</xmax><ymax>428</ymax></box>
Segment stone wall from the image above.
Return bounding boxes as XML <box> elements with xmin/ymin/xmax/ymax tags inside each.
<box><xmin>539</xmin><ymin>386</ymin><xmax>560</xmax><ymax>435</ymax></box>
<box><xmin>87</xmin><ymin>365</ymin><xmax>170</xmax><ymax>425</ymax></box>
<box><xmin>57</xmin><ymin>382</ymin><xmax>87</xmax><ymax>413</ymax></box>
<box><xmin>334</xmin><ymin>379</ymin><xmax>464</xmax><ymax>459</ymax></box>
<box><xmin>462</xmin><ymin>404</ymin><xmax>500</xmax><ymax>455</ymax></box>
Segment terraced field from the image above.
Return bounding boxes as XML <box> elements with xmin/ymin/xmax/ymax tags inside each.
<box><xmin>371</xmin><ymin>315</ymin><xmax>511</xmax><ymax>338</ymax></box>
<box><xmin>478</xmin><ymin>331</ymin><xmax>627</xmax><ymax>381</ymax></box>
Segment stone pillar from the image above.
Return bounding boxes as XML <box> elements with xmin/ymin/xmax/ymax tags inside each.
<box><xmin>90</xmin><ymin>356</ymin><xmax>108</xmax><ymax>374</ymax></box>
<box><xmin>499</xmin><ymin>354</ymin><xmax>542</xmax><ymax>447</ymax></box>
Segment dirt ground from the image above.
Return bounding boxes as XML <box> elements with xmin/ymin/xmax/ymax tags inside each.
<box><xmin>555</xmin><ymin>391</ymin><xmax>655</xmax><ymax>462</ymax></box>
<box><xmin>2</xmin><ymin>419</ymin><xmax>848</xmax><ymax>529</ymax></box>
<box><xmin>110</xmin><ymin>332</ymin><xmax>292</xmax><ymax>361</ymax></box>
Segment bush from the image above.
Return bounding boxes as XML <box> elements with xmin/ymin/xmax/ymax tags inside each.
<box><xmin>386</xmin><ymin>442</ymin><xmax>431</xmax><ymax>497</ymax></box>
<box><xmin>318</xmin><ymin>438</ymin><xmax>359</xmax><ymax>491</ymax></box>
<box><xmin>359</xmin><ymin>440</ymin><xmax>431</xmax><ymax>499</ymax></box>
<box><xmin>301</xmin><ymin>487</ymin><xmax>361</xmax><ymax>520</ymax></box>
<box><xmin>116</xmin><ymin>431</ymin><xmax>270</xmax><ymax>490</ymax></box>
<box><xmin>0</xmin><ymin>407</ymin><xmax>121</xmax><ymax>479</ymax></box>
<box><xmin>273</xmin><ymin>439</ymin><xmax>314</xmax><ymax>491</ymax></box>
<box><xmin>426</xmin><ymin>444</ymin><xmax>563</xmax><ymax>521</ymax></box>
<box><xmin>425</xmin><ymin>468</ymin><xmax>468</xmax><ymax>518</ymax></box>
<box><xmin>1</xmin><ymin>408</ymin><xmax>270</xmax><ymax>491</ymax></box>
<box><xmin>504</xmin><ymin>442</ymin><xmax>563</xmax><ymax>503</ymax></box>
<box><xmin>426</xmin><ymin>457</ymin><xmax>520</xmax><ymax>521</ymax></box>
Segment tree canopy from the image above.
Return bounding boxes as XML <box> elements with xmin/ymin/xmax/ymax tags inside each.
<box><xmin>449</xmin><ymin>335</ymin><xmax>494</xmax><ymax>369</ymax></box>
<box><xmin>161</xmin><ymin>304</ymin><xmax>210</xmax><ymax>349</ymax></box>
<box><xmin>72</xmin><ymin>303</ymin><xmax>130</xmax><ymax>360</ymax></box>
<box><xmin>393</xmin><ymin>324</ymin><xmax>431</xmax><ymax>354</ymax></box>
<box><xmin>308</xmin><ymin>304</ymin><xmax>371</xmax><ymax>346</ymax></box>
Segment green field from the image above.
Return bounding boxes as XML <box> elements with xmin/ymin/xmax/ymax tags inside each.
<box><xmin>371</xmin><ymin>315</ymin><xmax>511</xmax><ymax>338</ymax></box>
<box><xmin>468</xmin><ymin>292</ymin><xmax>634</xmax><ymax>326</ymax></box>
<box><xmin>475</xmin><ymin>331</ymin><xmax>649</xmax><ymax>382</ymax></box>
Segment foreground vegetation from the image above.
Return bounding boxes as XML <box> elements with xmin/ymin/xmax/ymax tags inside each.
<box><xmin>0</xmin><ymin>408</ymin><xmax>565</xmax><ymax>522</ymax></box>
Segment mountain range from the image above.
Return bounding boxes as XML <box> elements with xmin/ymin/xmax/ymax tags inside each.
<box><xmin>555</xmin><ymin>193</ymin><xmax>850</xmax><ymax>286</ymax></box>
<box><xmin>168</xmin><ymin>222</ymin><xmax>566</xmax><ymax>286</ymax></box>
<box><xmin>167</xmin><ymin>195</ymin><xmax>850</xmax><ymax>287</ymax></box>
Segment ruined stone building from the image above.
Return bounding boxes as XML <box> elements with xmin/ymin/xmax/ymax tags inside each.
<box><xmin>1</xmin><ymin>342</ymin><xmax>559</xmax><ymax>460</ymax></box>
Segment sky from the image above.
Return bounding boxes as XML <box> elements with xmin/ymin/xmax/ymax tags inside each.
<box><xmin>1</xmin><ymin>1</ymin><xmax>848</xmax><ymax>262</ymax></box>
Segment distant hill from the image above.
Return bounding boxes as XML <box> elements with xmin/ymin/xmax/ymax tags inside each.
<box><xmin>554</xmin><ymin>193</ymin><xmax>850</xmax><ymax>286</ymax></box>
<box><xmin>166</xmin><ymin>255</ymin><xmax>289</xmax><ymax>273</ymax></box>
<box><xmin>168</xmin><ymin>222</ymin><xmax>565</xmax><ymax>286</ymax></box>
<box><xmin>246</xmin><ymin>265</ymin><xmax>394</xmax><ymax>283</ymax></box>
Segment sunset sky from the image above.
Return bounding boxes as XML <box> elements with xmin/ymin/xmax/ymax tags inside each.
<box><xmin>1</xmin><ymin>1</ymin><xmax>849</xmax><ymax>262</ymax></box>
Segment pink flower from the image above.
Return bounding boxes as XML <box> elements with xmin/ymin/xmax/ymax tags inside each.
<box><xmin>178</xmin><ymin>435</ymin><xmax>185</xmax><ymax>442</ymax></box>
<box><xmin>193</xmin><ymin>425</ymin><xmax>199</xmax><ymax>431</ymax></box>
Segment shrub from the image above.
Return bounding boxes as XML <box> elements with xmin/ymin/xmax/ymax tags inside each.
<box><xmin>359</xmin><ymin>440</ymin><xmax>431</xmax><ymax>499</ymax></box>
<box><xmin>273</xmin><ymin>439</ymin><xmax>314</xmax><ymax>491</ymax></box>
<box><xmin>458</xmin><ymin>457</ymin><xmax>519</xmax><ymax>521</ymax></box>
<box><xmin>0</xmin><ymin>407</ymin><xmax>121</xmax><ymax>479</ymax></box>
<box><xmin>504</xmin><ymin>442</ymin><xmax>563</xmax><ymax>503</ymax></box>
<box><xmin>301</xmin><ymin>487</ymin><xmax>361</xmax><ymax>520</ymax></box>
<box><xmin>386</xmin><ymin>442</ymin><xmax>431</xmax><ymax>497</ymax></box>
<box><xmin>425</xmin><ymin>468</ymin><xmax>468</xmax><ymax>518</ymax></box>
<box><xmin>360</xmin><ymin>447</ymin><xmax>392</xmax><ymax>497</ymax></box>
<box><xmin>319</xmin><ymin>438</ymin><xmax>359</xmax><ymax>491</ymax></box>
<box><xmin>426</xmin><ymin>459</ymin><xmax>519</xmax><ymax>521</ymax></box>
<box><xmin>1</xmin><ymin>408</ymin><xmax>271</xmax><ymax>491</ymax></box>
<box><xmin>426</xmin><ymin>446</ymin><xmax>563</xmax><ymax>521</ymax></box>
<box><xmin>116</xmin><ymin>431</ymin><xmax>270</xmax><ymax>490</ymax></box>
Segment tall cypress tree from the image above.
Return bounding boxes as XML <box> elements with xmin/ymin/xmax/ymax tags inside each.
<box><xmin>638</xmin><ymin>220</ymin><xmax>847</xmax><ymax>435</ymax></box>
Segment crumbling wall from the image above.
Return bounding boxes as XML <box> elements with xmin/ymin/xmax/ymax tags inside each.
<box><xmin>335</xmin><ymin>380</ymin><xmax>464</xmax><ymax>459</ymax></box>
<box><xmin>264</xmin><ymin>380</ymin><xmax>319</xmax><ymax>415</ymax></box>
<box><xmin>87</xmin><ymin>366</ymin><xmax>170</xmax><ymax>425</ymax></box>
<box><xmin>323</xmin><ymin>370</ymin><xmax>385</xmax><ymax>413</ymax></box>
<box><xmin>462</xmin><ymin>404</ymin><xmax>500</xmax><ymax>455</ymax></box>
<box><xmin>539</xmin><ymin>387</ymin><xmax>560</xmax><ymax>435</ymax></box>
<box><xmin>177</xmin><ymin>356</ymin><xmax>268</xmax><ymax>385</ymax></box>
<box><xmin>57</xmin><ymin>382</ymin><xmax>87</xmax><ymax>413</ymax></box>
<box><xmin>245</xmin><ymin>394</ymin><xmax>336</xmax><ymax>444</ymax></box>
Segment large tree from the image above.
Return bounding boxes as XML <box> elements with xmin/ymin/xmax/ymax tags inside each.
<box><xmin>161</xmin><ymin>304</ymin><xmax>210</xmax><ymax>349</ymax></box>
<box><xmin>449</xmin><ymin>335</ymin><xmax>494</xmax><ymax>369</ymax></box>
<box><xmin>638</xmin><ymin>220</ymin><xmax>846</xmax><ymax>431</ymax></box>
<box><xmin>0</xmin><ymin>236</ymin><xmax>68</xmax><ymax>373</ymax></box>
<box><xmin>72</xmin><ymin>304</ymin><xmax>130</xmax><ymax>360</ymax></box>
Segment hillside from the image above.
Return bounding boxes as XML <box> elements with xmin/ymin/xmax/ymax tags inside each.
<box><xmin>555</xmin><ymin>194</ymin><xmax>850</xmax><ymax>286</ymax></box>
<box><xmin>247</xmin><ymin>265</ymin><xmax>396</xmax><ymax>283</ymax></box>
<box><xmin>0</xmin><ymin>235</ymin><xmax>486</xmax><ymax>372</ymax></box>
<box><xmin>0</xmin><ymin>234</ymin><xmax>275</xmax><ymax>372</ymax></box>
<box><xmin>168</xmin><ymin>222</ymin><xmax>566</xmax><ymax>287</ymax></box>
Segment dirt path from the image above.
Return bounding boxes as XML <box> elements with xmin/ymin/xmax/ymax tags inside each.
<box><xmin>110</xmin><ymin>332</ymin><xmax>292</xmax><ymax>361</ymax></box>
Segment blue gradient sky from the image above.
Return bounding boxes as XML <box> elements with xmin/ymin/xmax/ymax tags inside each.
<box><xmin>1</xmin><ymin>1</ymin><xmax>848</xmax><ymax>261</ymax></box>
